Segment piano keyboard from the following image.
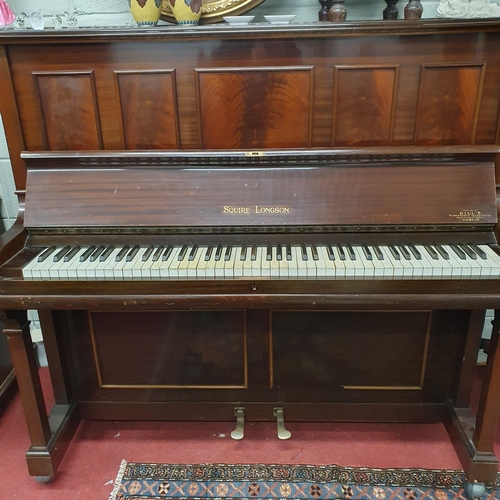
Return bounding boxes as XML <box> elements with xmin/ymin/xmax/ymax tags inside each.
<box><xmin>21</xmin><ymin>243</ymin><xmax>500</xmax><ymax>280</ymax></box>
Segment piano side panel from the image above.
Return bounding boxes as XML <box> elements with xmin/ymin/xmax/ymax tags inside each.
<box><xmin>197</xmin><ymin>67</ymin><xmax>313</xmax><ymax>149</ymax></box>
<box><xmin>33</xmin><ymin>72</ymin><xmax>103</xmax><ymax>150</ymax></box>
<box><xmin>115</xmin><ymin>70</ymin><xmax>180</xmax><ymax>149</ymax></box>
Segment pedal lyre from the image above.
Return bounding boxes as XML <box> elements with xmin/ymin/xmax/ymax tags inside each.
<box><xmin>274</xmin><ymin>407</ymin><xmax>291</xmax><ymax>440</ymax></box>
<box><xmin>231</xmin><ymin>407</ymin><xmax>245</xmax><ymax>440</ymax></box>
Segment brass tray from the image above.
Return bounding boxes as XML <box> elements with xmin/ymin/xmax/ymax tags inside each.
<box><xmin>161</xmin><ymin>0</ymin><xmax>266</xmax><ymax>24</ymax></box>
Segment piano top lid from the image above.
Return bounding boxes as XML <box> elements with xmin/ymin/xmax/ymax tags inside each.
<box><xmin>22</xmin><ymin>152</ymin><xmax>498</xmax><ymax>231</ymax></box>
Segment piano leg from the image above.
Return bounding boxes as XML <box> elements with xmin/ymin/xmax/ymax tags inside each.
<box><xmin>0</xmin><ymin>310</ymin><xmax>79</xmax><ymax>481</ymax></box>
<box><xmin>445</xmin><ymin>309</ymin><xmax>500</xmax><ymax>497</ymax></box>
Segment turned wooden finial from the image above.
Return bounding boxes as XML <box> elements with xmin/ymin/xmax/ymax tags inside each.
<box><xmin>329</xmin><ymin>0</ymin><xmax>347</xmax><ymax>22</ymax></box>
<box><xmin>404</xmin><ymin>0</ymin><xmax>423</xmax><ymax>19</ymax></box>
<box><xmin>318</xmin><ymin>0</ymin><xmax>334</xmax><ymax>21</ymax></box>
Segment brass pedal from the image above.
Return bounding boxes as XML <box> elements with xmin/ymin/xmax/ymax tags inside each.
<box><xmin>230</xmin><ymin>407</ymin><xmax>245</xmax><ymax>440</ymax></box>
<box><xmin>273</xmin><ymin>407</ymin><xmax>291</xmax><ymax>440</ymax></box>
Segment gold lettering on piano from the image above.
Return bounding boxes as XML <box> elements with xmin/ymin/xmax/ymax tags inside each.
<box><xmin>449</xmin><ymin>210</ymin><xmax>491</xmax><ymax>222</ymax></box>
<box><xmin>222</xmin><ymin>206</ymin><xmax>290</xmax><ymax>214</ymax></box>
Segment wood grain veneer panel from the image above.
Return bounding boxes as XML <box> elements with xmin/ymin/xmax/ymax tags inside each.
<box><xmin>116</xmin><ymin>70</ymin><xmax>179</xmax><ymax>149</ymax></box>
<box><xmin>415</xmin><ymin>64</ymin><xmax>485</xmax><ymax>145</ymax></box>
<box><xmin>24</xmin><ymin>163</ymin><xmax>497</xmax><ymax>228</ymax></box>
<box><xmin>196</xmin><ymin>67</ymin><xmax>313</xmax><ymax>149</ymax></box>
<box><xmin>34</xmin><ymin>72</ymin><xmax>102</xmax><ymax>150</ymax></box>
<box><xmin>332</xmin><ymin>66</ymin><xmax>398</xmax><ymax>146</ymax></box>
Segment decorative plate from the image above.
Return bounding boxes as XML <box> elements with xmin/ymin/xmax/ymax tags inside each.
<box><xmin>161</xmin><ymin>0</ymin><xmax>266</xmax><ymax>24</ymax></box>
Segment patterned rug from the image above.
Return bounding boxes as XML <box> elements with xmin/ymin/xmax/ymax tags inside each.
<box><xmin>109</xmin><ymin>462</ymin><xmax>500</xmax><ymax>500</ymax></box>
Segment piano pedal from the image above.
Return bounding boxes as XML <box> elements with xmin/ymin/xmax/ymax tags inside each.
<box><xmin>273</xmin><ymin>407</ymin><xmax>292</xmax><ymax>440</ymax></box>
<box><xmin>230</xmin><ymin>407</ymin><xmax>245</xmax><ymax>440</ymax></box>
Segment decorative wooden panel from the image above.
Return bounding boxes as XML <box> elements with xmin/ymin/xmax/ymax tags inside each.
<box><xmin>196</xmin><ymin>67</ymin><xmax>313</xmax><ymax>149</ymax></box>
<box><xmin>115</xmin><ymin>70</ymin><xmax>180</xmax><ymax>150</ymax></box>
<box><xmin>415</xmin><ymin>63</ymin><xmax>485</xmax><ymax>145</ymax></box>
<box><xmin>332</xmin><ymin>66</ymin><xmax>399</xmax><ymax>146</ymax></box>
<box><xmin>33</xmin><ymin>71</ymin><xmax>102</xmax><ymax>150</ymax></box>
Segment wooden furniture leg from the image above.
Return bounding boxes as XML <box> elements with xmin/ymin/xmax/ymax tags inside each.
<box><xmin>445</xmin><ymin>309</ymin><xmax>500</xmax><ymax>498</ymax></box>
<box><xmin>1</xmin><ymin>310</ymin><xmax>79</xmax><ymax>482</ymax></box>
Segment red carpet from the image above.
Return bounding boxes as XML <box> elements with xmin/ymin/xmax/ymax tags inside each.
<box><xmin>0</xmin><ymin>372</ymin><xmax>499</xmax><ymax>500</ymax></box>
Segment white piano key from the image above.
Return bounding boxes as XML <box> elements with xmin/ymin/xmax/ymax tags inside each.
<box><xmin>232</xmin><ymin>247</ymin><xmax>244</xmax><ymax>278</ymax></box>
<box><xmin>242</xmin><ymin>246</ymin><xmax>253</xmax><ymax>278</ymax></box>
<box><xmin>159</xmin><ymin>246</ymin><xmax>181</xmax><ymax>279</ymax></box>
<box><xmin>251</xmin><ymin>247</ymin><xmax>263</xmax><ymax>277</ymax></box>
<box><xmin>188</xmin><ymin>246</ymin><xmax>204</xmax><ymax>278</ymax></box>
<box><xmin>215</xmin><ymin>246</ymin><xmax>227</xmax><ymax>279</ymax></box>
<box><xmin>353</xmin><ymin>246</ymin><xmax>374</xmax><ymax>279</ymax></box>
<box><xmin>318</xmin><ymin>246</ymin><xmax>335</xmax><ymax>278</ymax></box>
<box><xmin>270</xmin><ymin>246</ymin><xmax>280</xmax><ymax>278</ymax></box>
<box><xmin>304</xmin><ymin>245</ymin><xmax>317</xmax><ymax>278</ymax></box>
<box><xmin>98</xmin><ymin>247</ymin><xmax>122</xmax><ymax>280</ymax></box>
<box><xmin>287</xmin><ymin>246</ymin><xmax>300</xmax><ymax>278</ymax></box>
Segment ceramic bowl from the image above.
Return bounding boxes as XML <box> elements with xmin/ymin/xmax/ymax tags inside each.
<box><xmin>264</xmin><ymin>15</ymin><xmax>296</xmax><ymax>24</ymax></box>
<box><xmin>223</xmin><ymin>15</ymin><xmax>255</xmax><ymax>26</ymax></box>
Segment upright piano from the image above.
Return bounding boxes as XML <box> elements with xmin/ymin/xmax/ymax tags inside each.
<box><xmin>1</xmin><ymin>18</ymin><xmax>500</xmax><ymax>496</ymax></box>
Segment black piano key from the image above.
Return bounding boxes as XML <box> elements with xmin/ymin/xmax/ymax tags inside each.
<box><xmin>205</xmin><ymin>245</ymin><xmax>214</xmax><ymax>261</ymax></box>
<box><xmin>470</xmin><ymin>244</ymin><xmax>488</xmax><ymax>260</ymax></box>
<box><xmin>435</xmin><ymin>245</ymin><xmax>449</xmax><ymax>260</ymax></box>
<box><xmin>53</xmin><ymin>246</ymin><xmax>71</xmax><ymax>262</ymax></box>
<box><xmin>162</xmin><ymin>245</ymin><xmax>173</xmax><ymax>261</ymax></box>
<box><xmin>346</xmin><ymin>244</ymin><xmax>356</xmax><ymax>260</ymax></box>
<box><xmin>276</xmin><ymin>244</ymin><xmax>283</xmax><ymax>261</ymax></box>
<box><xmin>100</xmin><ymin>245</ymin><xmax>115</xmax><ymax>262</ymax></box>
<box><xmin>326</xmin><ymin>244</ymin><xmax>335</xmax><ymax>260</ymax></box>
<box><xmin>459</xmin><ymin>244</ymin><xmax>477</xmax><ymax>259</ymax></box>
<box><xmin>215</xmin><ymin>244</ymin><xmax>223</xmax><ymax>261</ymax></box>
<box><xmin>372</xmin><ymin>245</ymin><xmax>384</xmax><ymax>260</ymax></box>
<box><xmin>89</xmin><ymin>245</ymin><xmax>106</xmax><ymax>262</ymax></box>
<box><xmin>398</xmin><ymin>245</ymin><xmax>411</xmax><ymax>260</ymax></box>
<box><xmin>126</xmin><ymin>245</ymin><xmax>140</xmax><ymax>262</ymax></box>
<box><xmin>424</xmin><ymin>245</ymin><xmax>439</xmax><ymax>260</ymax></box>
<box><xmin>64</xmin><ymin>246</ymin><xmax>81</xmax><ymax>262</ymax></box>
<box><xmin>266</xmin><ymin>245</ymin><xmax>273</xmax><ymax>261</ymax></box>
<box><xmin>116</xmin><ymin>245</ymin><xmax>130</xmax><ymax>262</ymax></box>
<box><xmin>240</xmin><ymin>246</ymin><xmax>248</xmax><ymax>261</ymax></box>
<box><xmin>362</xmin><ymin>245</ymin><xmax>373</xmax><ymax>261</ymax></box>
<box><xmin>450</xmin><ymin>244</ymin><xmax>466</xmax><ymax>260</ymax></box>
<box><xmin>189</xmin><ymin>245</ymin><xmax>199</xmax><ymax>261</ymax></box>
<box><xmin>142</xmin><ymin>245</ymin><xmax>155</xmax><ymax>262</ymax></box>
<box><xmin>178</xmin><ymin>245</ymin><xmax>189</xmax><ymax>261</ymax></box>
<box><xmin>251</xmin><ymin>245</ymin><xmax>258</xmax><ymax>261</ymax></box>
<box><xmin>388</xmin><ymin>246</ymin><xmax>400</xmax><ymax>260</ymax></box>
<box><xmin>37</xmin><ymin>246</ymin><xmax>57</xmax><ymax>263</ymax></box>
<box><xmin>337</xmin><ymin>244</ymin><xmax>346</xmax><ymax>260</ymax></box>
<box><xmin>224</xmin><ymin>246</ymin><xmax>232</xmax><ymax>261</ymax></box>
<box><xmin>301</xmin><ymin>244</ymin><xmax>308</xmax><ymax>260</ymax></box>
<box><xmin>311</xmin><ymin>244</ymin><xmax>319</xmax><ymax>261</ymax></box>
<box><xmin>408</xmin><ymin>245</ymin><xmax>421</xmax><ymax>260</ymax></box>
<box><xmin>80</xmin><ymin>246</ymin><xmax>96</xmax><ymax>262</ymax></box>
<box><xmin>152</xmin><ymin>246</ymin><xmax>164</xmax><ymax>262</ymax></box>
<box><xmin>286</xmin><ymin>244</ymin><xmax>292</xmax><ymax>261</ymax></box>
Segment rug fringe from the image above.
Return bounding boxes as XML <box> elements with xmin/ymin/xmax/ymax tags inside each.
<box><xmin>108</xmin><ymin>459</ymin><xmax>127</xmax><ymax>500</ymax></box>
